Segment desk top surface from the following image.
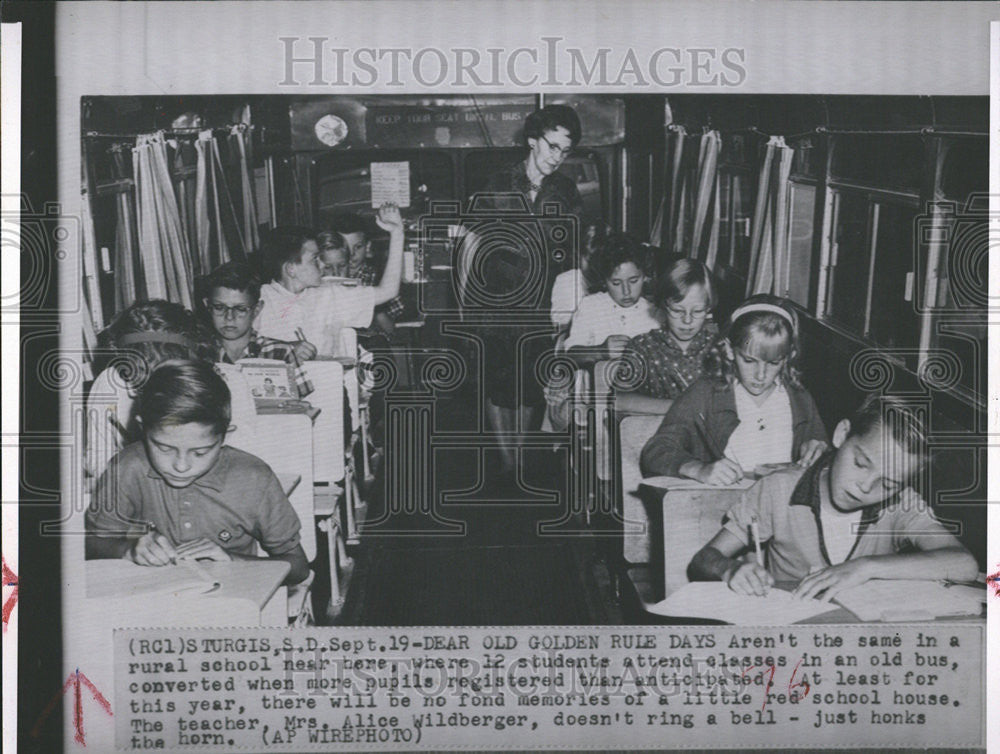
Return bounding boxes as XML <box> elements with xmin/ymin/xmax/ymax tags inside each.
<box><xmin>86</xmin><ymin>559</ymin><xmax>289</xmax><ymax>610</ymax></box>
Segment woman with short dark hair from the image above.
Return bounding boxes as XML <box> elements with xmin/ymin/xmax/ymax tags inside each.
<box><xmin>466</xmin><ymin>105</ymin><xmax>587</xmax><ymax>478</ymax></box>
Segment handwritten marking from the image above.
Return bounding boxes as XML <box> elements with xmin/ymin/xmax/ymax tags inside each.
<box><xmin>1</xmin><ymin>556</ymin><xmax>17</xmax><ymax>631</ymax></box>
<box><xmin>32</xmin><ymin>669</ymin><xmax>112</xmax><ymax>746</ymax></box>
<box><xmin>986</xmin><ymin>569</ymin><xmax>1000</xmax><ymax>598</ymax></box>
<box><xmin>740</xmin><ymin>659</ymin><xmax>811</xmax><ymax>711</ymax></box>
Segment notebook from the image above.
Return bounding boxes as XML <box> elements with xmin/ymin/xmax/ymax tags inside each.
<box><xmin>86</xmin><ymin>560</ymin><xmax>221</xmax><ymax>600</ymax></box>
<box><xmin>834</xmin><ymin>579</ymin><xmax>985</xmax><ymax>622</ymax></box>
<box><xmin>640</xmin><ymin>475</ymin><xmax>757</xmax><ymax>492</ymax></box>
<box><xmin>646</xmin><ymin>582</ymin><xmax>833</xmax><ymax>625</ymax></box>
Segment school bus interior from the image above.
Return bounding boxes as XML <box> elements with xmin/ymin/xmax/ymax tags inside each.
<box><xmin>80</xmin><ymin>93</ymin><xmax>988</xmax><ymax>625</ymax></box>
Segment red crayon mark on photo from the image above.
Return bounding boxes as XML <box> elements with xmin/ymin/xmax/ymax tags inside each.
<box><xmin>2</xmin><ymin>556</ymin><xmax>17</xmax><ymax>631</ymax></box>
<box><xmin>987</xmin><ymin>569</ymin><xmax>1000</xmax><ymax>598</ymax></box>
<box><xmin>740</xmin><ymin>660</ymin><xmax>811</xmax><ymax>711</ymax></box>
<box><xmin>32</xmin><ymin>669</ymin><xmax>112</xmax><ymax>746</ymax></box>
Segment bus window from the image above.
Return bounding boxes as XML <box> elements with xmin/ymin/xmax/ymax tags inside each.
<box><xmin>932</xmin><ymin>140</ymin><xmax>988</xmax><ymax>401</ymax></box>
<box><xmin>314</xmin><ymin>150</ymin><xmax>455</xmax><ymax>224</ymax></box>
<box><xmin>867</xmin><ymin>202</ymin><xmax>921</xmax><ymax>348</ymax></box>
<box><xmin>716</xmin><ymin>133</ymin><xmax>756</xmax><ymax>279</ymax></box>
<box><xmin>831</xmin><ymin>134</ymin><xmax>924</xmax><ymax>194</ymax></box>
<box><xmin>826</xmin><ymin>190</ymin><xmax>871</xmax><ymax>334</ymax></box>
<box><xmin>785</xmin><ymin>182</ymin><xmax>816</xmax><ymax>308</ymax></box>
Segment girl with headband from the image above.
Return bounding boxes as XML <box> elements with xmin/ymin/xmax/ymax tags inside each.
<box><xmin>640</xmin><ymin>294</ymin><xmax>828</xmax><ymax>485</ymax></box>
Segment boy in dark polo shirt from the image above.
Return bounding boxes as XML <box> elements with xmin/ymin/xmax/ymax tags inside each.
<box><xmin>86</xmin><ymin>360</ymin><xmax>309</xmax><ymax>586</ymax></box>
<box><xmin>689</xmin><ymin>394</ymin><xmax>977</xmax><ymax>601</ymax></box>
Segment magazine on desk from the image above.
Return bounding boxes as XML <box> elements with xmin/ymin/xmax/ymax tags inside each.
<box><xmin>5</xmin><ymin>1</ymin><xmax>996</xmax><ymax>752</ymax></box>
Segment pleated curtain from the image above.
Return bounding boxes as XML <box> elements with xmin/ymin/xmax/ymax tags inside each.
<box><xmin>689</xmin><ymin>130</ymin><xmax>721</xmax><ymax>267</ymax></box>
<box><xmin>80</xmin><ymin>189</ymin><xmax>102</xmax><ymax>380</ymax></box>
<box><xmin>133</xmin><ymin>132</ymin><xmax>194</xmax><ymax>308</ymax></box>
<box><xmin>194</xmin><ymin>131</ymin><xmax>221</xmax><ymax>273</ymax></box>
<box><xmin>232</xmin><ymin>125</ymin><xmax>260</xmax><ymax>254</ymax></box>
<box><xmin>109</xmin><ymin>145</ymin><xmax>140</xmax><ymax>311</ymax></box>
<box><xmin>746</xmin><ymin>136</ymin><xmax>794</xmax><ymax>296</ymax></box>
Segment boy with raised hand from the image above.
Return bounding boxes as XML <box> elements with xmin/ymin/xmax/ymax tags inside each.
<box><xmin>688</xmin><ymin>394</ymin><xmax>977</xmax><ymax>601</ymax></box>
<box><xmin>332</xmin><ymin>212</ymin><xmax>406</xmax><ymax>338</ymax></box>
<box><xmin>203</xmin><ymin>261</ymin><xmax>314</xmax><ymax>397</ymax></box>
<box><xmin>254</xmin><ymin>203</ymin><xmax>404</xmax><ymax>357</ymax></box>
<box><xmin>85</xmin><ymin>360</ymin><xmax>310</xmax><ymax>586</ymax></box>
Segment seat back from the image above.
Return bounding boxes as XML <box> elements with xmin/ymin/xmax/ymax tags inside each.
<box><xmin>661</xmin><ymin>488</ymin><xmax>744</xmax><ymax>597</ymax></box>
<box><xmin>619</xmin><ymin>414</ymin><xmax>669</xmax><ymax>564</ymax></box>
<box><xmin>301</xmin><ymin>359</ymin><xmax>346</xmax><ymax>486</ymax></box>
<box><xmin>215</xmin><ymin>362</ymin><xmax>317</xmax><ymax>560</ymax></box>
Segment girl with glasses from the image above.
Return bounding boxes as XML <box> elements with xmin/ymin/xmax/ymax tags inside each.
<box><xmin>615</xmin><ymin>258</ymin><xmax>718</xmax><ymax>415</ymax></box>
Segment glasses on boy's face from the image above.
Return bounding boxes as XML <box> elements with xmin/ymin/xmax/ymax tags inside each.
<box><xmin>208</xmin><ymin>302</ymin><xmax>252</xmax><ymax>319</ymax></box>
<box><xmin>540</xmin><ymin>135</ymin><xmax>573</xmax><ymax>160</ymax></box>
<box><xmin>666</xmin><ymin>306</ymin><xmax>708</xmax><ymax>322</ymax></box>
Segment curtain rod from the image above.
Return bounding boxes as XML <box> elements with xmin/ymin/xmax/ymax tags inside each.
<box><xmin>808</xmin><ymin>126</ymin><xmax>986</xmax><ymax>137</ymax></box>
<box><xmin>84</xmin><ymin>124</ymin><xmax>251</xmax><ymax>140</ymax></box>
<box><xmin>675</xmin><ymin>124</ymin><xmax>986</xmax><ymax>139</ymax></box>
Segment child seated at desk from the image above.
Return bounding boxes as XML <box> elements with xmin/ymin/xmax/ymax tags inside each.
<box><xmin>561</xmin><ymin>233</ymin><xmax>661</xmax><ymax>363</ymax></box>
<box><xmin>85</xmin><ymin>300</ymin><xmax>215</xmax><ymax>483</ymax></box>
<box><xmin>544</xmin><ymin>233</ymin><xmax>661</xmax><ymax>432</ymax></box>
<box><xmin>203</xmin><ymin>261</ymin><xmax>314</xmax><ymax>398</ymax></box>
<box><xmin>640</xmin><ymin>295</ymin><xmax>828</xmax><ymax>483</ymax></box>
<box><xmin>616</xmin><ymin>258</ymin><xmax>718</xmax><ymax>414</ymax></box>
<box><xmin>688</xmin><ymin>394</ymin><xmax>978</xmax><ymax>599</ymax></box>
<box><xmin>85</xmin><ymin>360</ymin><xmax>310</xmax><ymax>586</ymax></box>
<box><xmin>253</xmin><ymin>204</ymin><xmax>404</xmax><ymax>357</ymax></box>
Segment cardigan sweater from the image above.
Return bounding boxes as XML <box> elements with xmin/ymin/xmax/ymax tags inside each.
<box><xmin>639</xmin><ymin>375</ymin><xmax>828</xmax><ymax>478</ymax></box>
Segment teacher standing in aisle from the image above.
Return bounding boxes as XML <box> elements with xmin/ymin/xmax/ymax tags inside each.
<box><xmin>466</xmin><ymin>105</ymin><xmax>585</xmax><ymax>479</ymax></box>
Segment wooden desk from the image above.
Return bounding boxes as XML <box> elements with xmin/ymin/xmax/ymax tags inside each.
<box><xmin>85</xmin><ymin>559</ymin><xmax>290</xmax><ymax>627</ymax></box>
<box><xmin>639</xmin><ymin>479</ymin><xmax>749</xmax><ymax>602</ymax></box>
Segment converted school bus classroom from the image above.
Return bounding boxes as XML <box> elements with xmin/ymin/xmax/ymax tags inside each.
<box><xmin>80</xmin><ymin>92</ymin><xmax>989</xmax><ymax>589</ymax></box>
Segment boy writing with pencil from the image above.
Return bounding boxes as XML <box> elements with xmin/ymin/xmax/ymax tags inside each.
<box><xmin>86</xmin><ymin>360</ymin><xmax>310</xmax><ymax>586</ymax></box>
<box><xmin>688</xmin><ymin>394</ymin><xmax>977</xmax><ymax>600</ymax></box>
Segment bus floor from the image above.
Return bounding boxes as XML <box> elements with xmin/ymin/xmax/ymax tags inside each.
<box><xmin>323</xmin><ymin>388</ymin><xmax>625</xmax><ymax>627</ymax></box>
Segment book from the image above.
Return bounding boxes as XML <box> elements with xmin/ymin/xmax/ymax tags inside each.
<box><xmin>86</xmin><ymin>560</ymin><xmax>220</xmax><ymax>600</ymax></box>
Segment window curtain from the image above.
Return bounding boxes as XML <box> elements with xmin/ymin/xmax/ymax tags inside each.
<box><xmin>194</xmin><ymin>127</ymin><xmax>254</xmax><ymax>270</ymax></box>
<box><xmin>232</xmin><ymin>124</ymin><xmax>260</xmax><ymax>254</ymax></box>
<box><xmin>746</xmin><ymin>136</ymin><xmax>794</xmax><ymax>296</ymax></box>
<box><xmin>690</xmin><ymin>130</ymin><xmax>721</xmax><ymax>268</ymax></box>
<box><xmin>649</xmin><ymin>126</ymin><xmax>688</xmax><ymax>255</ymax></box>
<box><xmin>194</xmin><ymin>130</ymin><xmax>227</xmax><ymax>273</ymax></box>
<box><xmin>133</xmin><ymin>132</ymin><xmax>195</xmax><ymax>308</ymax></box>
<box><xmin>109</xmin><ymin>145</ymin><xmax>140</xmax><ymax>312</ymax></box>
<box><xmin>81</xmin><ymin>189</ymin><xmax>102</xmax><ymax>380</ymax></box>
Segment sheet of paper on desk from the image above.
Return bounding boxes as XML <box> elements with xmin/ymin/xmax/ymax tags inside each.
<box><xmin>86</xmin><ymin>560</ymin><xmax>220</xmax><ymax>599</ymax></box>
<box><xmin>371</xmin><ymin>161</ymin><xmax>410</xmax><ymax>208</ymax></box>
<box><xmin>641</xmin><ymin>475</ymin><xmax>757</xmax><ymax>491</ymax></box>
<box><xmin>834</xmin><ymin>579</ymin><xmax>984</xmax><ymax>621</ymax></box>
<box><xmin>646</xmin><ymin>582</ymin><xmax>832</xmax><ymax>625</ymax></box>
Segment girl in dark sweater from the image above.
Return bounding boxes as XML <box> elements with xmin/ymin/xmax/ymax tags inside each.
<box><xmin>640</xmin><ymin>295</ymin><xmax>828</xmax><ymax>484</ymax></box>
